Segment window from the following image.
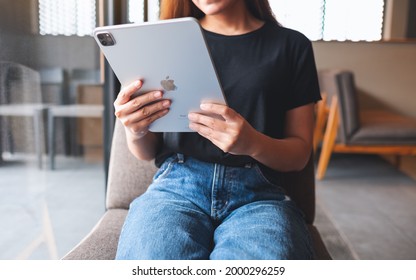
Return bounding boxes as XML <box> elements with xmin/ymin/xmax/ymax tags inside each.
<box><xmin>323</xmin><ymin>0</ymin><xmax>384</xmax><ymax>41</ymax></box>
<box><xmin>128</xmin><ymin>0</ymin><xmax>145</xmax><ymax>23</ymax></box>
<box><xmin>38</xmin><ymin>0</ymin><xmax>96</xmax><ymax>36</ymax></box>
<box><xmin>128</xmin><ymin>0</ymin><xmax>160</xmax><ymax>23</ymax></box>
<box><xmin>270</xmin><ymin>0</ymin><xmax>385</xmax><ymax>41</ymax></box>
<box><xmin>269</xmin><ymin>0</ymin><xmax>324</xmax><ymax>41</ymax></box>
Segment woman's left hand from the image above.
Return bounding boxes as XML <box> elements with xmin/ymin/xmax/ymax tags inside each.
<box><xmin>188</xmin><ymin>103</ymin><xmax>259</xmax><ymax>156</ymax></box>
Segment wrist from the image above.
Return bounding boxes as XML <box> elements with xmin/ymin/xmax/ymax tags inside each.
<box><xmin>247</xmin><ymin>130</ymin><xmax>264</xmax><ymax>159</ymax></box>
<box><xmin>125</xmin><ymin>126</ymin><xmax>149</xmax><ymax>141</ymax></box>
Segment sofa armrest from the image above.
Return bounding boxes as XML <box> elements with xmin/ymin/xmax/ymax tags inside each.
<box><xmin>307</xmin><ymin>225</ymin><xmax>332</xmax><ymax>260</ymax></box>
<box><xmin>106</xmin><ymin>120</ymin><xmax>158</xmax><ymax>210</ymax></box>
<box><xmin>62</xmin><ymin>209</ymin><xmax>128</xmax><ymax>260</ymax></box>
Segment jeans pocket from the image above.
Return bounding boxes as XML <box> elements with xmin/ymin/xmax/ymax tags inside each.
<box><xmin>153</xmin><ymin>156</ymin><xmax>177</xmax><ymax>181</ymax></box>
<box><xmin>253</xmin><ymin>164</ymin><xmax>277</xmax><ymax>186</ymax></box>
<box><xmin>253</xmin><ymin>164</ymin><xmax>286</xmax><ymax>194</ymax></box>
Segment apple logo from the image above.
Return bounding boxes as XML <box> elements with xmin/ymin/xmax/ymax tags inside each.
<box><xmin>160</xmin><ymin>76</ymin><xmax>177</xmax><ymax>91</ymax></box>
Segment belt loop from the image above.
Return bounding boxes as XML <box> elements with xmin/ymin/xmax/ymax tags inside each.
<box><xmin>177</xmin><ymin>153</ymin><xmax>185</xmax><ymax>164</ymax></box>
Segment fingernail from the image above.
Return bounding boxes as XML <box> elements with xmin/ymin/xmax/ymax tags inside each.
<box><xmin>154</xmin><ymin>91</ymin><xmax>162</xmax><ymax>98</ymax></box>
<box><xmin>162</xmin><ymin>100</ymin><xmax>170</xmax><ymax>107</ymax></box>
<box><xmin>200</xmin><ymin>103</ymin><xmax>209</xmax><ymax>110</ymax></box>
<box><xmin>189</xmin><ymin>123</ymin><xmax>197</xmax><ymax>130</ymax></box>
<box><xmin>135</xmin><ymin>80</ymin><xmax>142</xmax><ymax>88</ymax></box>
<box><xmin>188</xmin><ymin>113</ymin><xmax>196</xmax><ymax>120</ymax></box>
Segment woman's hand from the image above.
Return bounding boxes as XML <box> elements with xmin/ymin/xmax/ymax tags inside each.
<box><xmin>188</xmin><ymin>102</ymin><xmax>314</xmax><ymax>172</ymax></box>
<box><xmin>188</xmin><ymin>103</ymin><xmax>259</xmax><ymax>156</ymax></box>
<box><xmin>114</xmin><ymin>80</ymin><xmax>171</xmax><ymax>139</ymax></box>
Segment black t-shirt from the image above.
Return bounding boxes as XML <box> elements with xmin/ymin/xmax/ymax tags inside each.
<box><xmin>155</xmin><ymin>21</ymin><xmax>321</xmax><ymax>183</ymax></box>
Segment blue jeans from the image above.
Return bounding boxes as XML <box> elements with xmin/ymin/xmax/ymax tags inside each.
<box><xmin>115</xmin><ymin>154</ymin><xmax>314</xmax><ymax>260</ymax></box>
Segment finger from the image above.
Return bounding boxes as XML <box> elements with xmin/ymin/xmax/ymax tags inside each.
<box><xmin>189</xmin><ymin>122</ymin><xmax>229</xmax><ymax>152</ymax></box>
<box><xmin>188</xmin><ymin>112</ymin><xmax>225</xmax><ymax>131</ymax></box>
<box><xmin>129</xmin><ymin>90</ymin><xmax>163</xmax><ymax>109</ymax></box>
<box><xmin>129</xmin><ymin>108</ymin><xmax>170</xmax><ymax>134</ymax></box>
<box><xmin>189</xmin><ymin>122</ymin><xmax>215</xmax><ymax>141</ymax></box>
<box><xmin>122</xmin><ymin>100</ymin><xmax>170</xmax><ymax>130</ymax></box>
<box><xmin>114</xmin><ymin>80</ymin><xmax>142</xmax><ymax>106</ymax></box>
<box><xmin>130</xmin><ymin>99</ymin><xmax>171</xmax><ymax>123</ymax></box>
<box><xmin>115</xmin><ymin>90</ymin><xmax>164</xmax><ymax>119</ymax></box>
<box><xmin>200</xmin><ymin>103</ymin><xmax>236</xmax><ymax>121</ymax></box>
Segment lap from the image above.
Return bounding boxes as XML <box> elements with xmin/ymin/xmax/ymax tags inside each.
<box><xmin>116</xmin><ymin>156</ymin><xmax>314</xmax><ymax>260</ymax></box>
<box><xmin>210</xmin><ymin>200</ymin><xmax>314</xmax><ymax>260</ymax></box>
<box><xmin>117</xmin><ymin>194</ymin><xmax>314</xmax><ymax>260</ymax></box>
<box><xmin>115</xmin><ymin>190</ymin><xmax>214</xmax><ymax>260</ymax></box>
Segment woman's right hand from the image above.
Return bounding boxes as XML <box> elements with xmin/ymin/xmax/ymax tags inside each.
<box><xmin>114</xmin><ymin>80</ymin><xmax>171</xmax><ymax>139</ymax></box>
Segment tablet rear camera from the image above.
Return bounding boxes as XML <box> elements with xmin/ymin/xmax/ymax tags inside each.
<box><xmin>97</xmin><ymin>32</ymin><xmax>115</xmax><ymax>46</ymax></box>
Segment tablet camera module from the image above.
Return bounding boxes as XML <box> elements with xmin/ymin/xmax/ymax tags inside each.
<box><xmin>97</xmin><ymin>32</ymin><xmax>115</xmax><ymax>46</ymax></box>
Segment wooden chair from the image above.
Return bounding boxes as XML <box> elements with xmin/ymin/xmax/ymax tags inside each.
<box><xmin>316</xmin><ymin>71</ymin><xmax>416</xmax><ymax>180</ymax></box>
<box><xmin>313</xmin><ymin>92</ymin><xmax>329</xmax><ymax>152</ymax></box>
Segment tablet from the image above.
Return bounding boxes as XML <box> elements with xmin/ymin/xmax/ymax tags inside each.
<box><xmin>93</xmin><ymin>17</ymin><xmax>226</xmax><ymax>132</ymax></box>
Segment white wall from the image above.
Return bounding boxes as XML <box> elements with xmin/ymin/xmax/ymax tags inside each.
<box><xmin>313</xmin><ymin>41</ymin><xmax>416</xmax><ymax>118</ymax></box>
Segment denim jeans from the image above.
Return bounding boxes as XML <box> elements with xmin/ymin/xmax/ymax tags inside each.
<box><xmin>115</xmin><ymin>154</ymin><xmax>314</xmax><ymax>260</ymax></box>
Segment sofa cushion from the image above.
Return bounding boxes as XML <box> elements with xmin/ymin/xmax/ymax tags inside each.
<box><xmin>318</xmin><ymin>68</ymin><xmax>348</xmax><ymax>143</ymax></box>
<box><xmin>336</xmin><ymin>72</ymin><xmax>361</xmax><ymax>142</ymax></box>
<box><xmin>350</xmin><ymin>110</ymin><xmax>416</xmax><ymax>145</ymax></box>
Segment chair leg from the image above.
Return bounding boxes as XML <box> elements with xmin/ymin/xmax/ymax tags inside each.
<box><xmin>4</xmin><ymin>116</ymin><xmax>15</xmax><ymax>155</ymax></box>
<box><xmin>316</xmin><ymin>96</ymin><xmax>339</xmax><ymax>180</ymax></box>
<box><xmin>48</xmin><ymin>113</ymin><xmax>56</xmax><ymax>170</ymax></box>
<box><xmin>313</xmin><ymin>93</ymin><xmax>328</xmax><ymax>152</ymax></box>
<box><xmin>33</xmin><ymin>109</ymin><xmax>44</xmax><ymax>169</ymax></box>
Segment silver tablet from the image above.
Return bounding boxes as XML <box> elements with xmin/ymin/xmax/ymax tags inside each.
<box><xmin>93</xmin><ymin>17</ymin><xmax>226</xmax><ymax>132</ymax></box>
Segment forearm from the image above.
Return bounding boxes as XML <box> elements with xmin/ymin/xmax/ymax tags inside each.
<box><xmin>249</xmin><ymin>131</ymin><xmax>312</xmax><ymax>172</ymax></box>
<box><xmin>125</xmin><ymin>129</ymin><xmax>162</xmax><ymax>161</ymax></box>
<box><xmin>188</xmin><ymin>103</ymin><xmax>315</xmax><ymax>171</ymax></box>
<box><xmin>248</xmin><ymin>104</ymin><xmax>315</xmax><ymax>172</ymax></box>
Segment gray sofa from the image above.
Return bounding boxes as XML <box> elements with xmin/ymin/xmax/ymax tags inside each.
<box><xmin>63</xmin><ymin>120</ymin><xmax>331</xmax><ymax>260</ymax></box>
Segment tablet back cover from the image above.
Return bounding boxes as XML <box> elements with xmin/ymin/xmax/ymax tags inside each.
<box><xmin>93</xmin><ymin>17</ymin><xmax>226</xmax><ymax>132</ymax></box>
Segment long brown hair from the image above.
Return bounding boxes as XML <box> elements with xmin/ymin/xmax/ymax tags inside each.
<box><xmin>159</xmin><ymin>0</ymin><xmax>279</xmax><ymax>25</ymax></box>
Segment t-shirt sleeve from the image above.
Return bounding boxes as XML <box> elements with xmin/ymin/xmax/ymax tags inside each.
<box><xmin>286</xmin><ymin>37</ymin><xmax>321</xmax><ymax>110</ymax></box>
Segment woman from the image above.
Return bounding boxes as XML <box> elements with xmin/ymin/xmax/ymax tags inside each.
<box><xmin>114</xmin><ymin>0</ymin><xmax>320</xmax><ymax>260</ymax></box>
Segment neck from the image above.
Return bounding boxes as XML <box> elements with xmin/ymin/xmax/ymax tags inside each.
<box><xmin>199</xmin><ymin>3</ymin><xmax>263</xmax><ymax>36</ymax></box>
